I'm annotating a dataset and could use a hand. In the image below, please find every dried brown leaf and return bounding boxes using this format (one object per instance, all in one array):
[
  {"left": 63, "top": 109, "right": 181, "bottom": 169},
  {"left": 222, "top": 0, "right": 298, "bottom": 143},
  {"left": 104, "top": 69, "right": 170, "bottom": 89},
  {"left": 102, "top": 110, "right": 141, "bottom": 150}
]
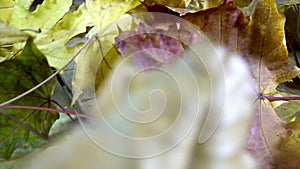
[{"left": 182, "top": 0, "right": 300, "bottom": 168}]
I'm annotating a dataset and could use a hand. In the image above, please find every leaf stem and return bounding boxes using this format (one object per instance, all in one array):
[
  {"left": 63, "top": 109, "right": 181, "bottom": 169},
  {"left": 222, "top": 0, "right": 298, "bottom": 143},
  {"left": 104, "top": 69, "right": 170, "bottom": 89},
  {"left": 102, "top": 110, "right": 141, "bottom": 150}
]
[
  {"left": 260, "top": 95, "right": 300, "bottom": 101},
  {"left": 0, "top": 105, "right": 91, "bottom": 118},
  {"left": 0, "top": 35, "right": 98, "bottom": 107},
  {"left": 50, "top": 99, "right": 77, "bottom": 122}
]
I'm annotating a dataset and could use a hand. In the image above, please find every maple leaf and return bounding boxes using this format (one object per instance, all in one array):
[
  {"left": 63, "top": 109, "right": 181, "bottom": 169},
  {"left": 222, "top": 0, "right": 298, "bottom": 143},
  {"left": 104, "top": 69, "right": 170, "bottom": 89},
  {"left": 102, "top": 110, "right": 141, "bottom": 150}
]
[
  {"left": 247, "top": 100, "right": 287, "bottom": 169},
  {"left": 183, "top": 0, "right": 300, "bottom": 168},
  {"left": 246, "top": 0, "right": 299, "bottom": 94},
  {"left": 141, "top": 0, "right": 300, "bottom": 168},
  {"left": 13, "top": 42, "right": 260, "bottom": 169},
  {"left": 5, "top": 0, "right": 93, "bottom": 69},
  {"left": 183, "top": 0, "right": 299, "bottom": 94},
  {"left": 0, "top": 38, "right": 57, "bottom": 160},
  {"left": 34, "top": 4, "right": 93, "bottom": 68},
  {"left": 9, "top": 0, "right": 72, "bottom": 32},
  {"left": 246, "top": 1, "right": 300, "bottom": 167},
  {"left": 71, "top": 0, "right": 142, "bottom": 103}
]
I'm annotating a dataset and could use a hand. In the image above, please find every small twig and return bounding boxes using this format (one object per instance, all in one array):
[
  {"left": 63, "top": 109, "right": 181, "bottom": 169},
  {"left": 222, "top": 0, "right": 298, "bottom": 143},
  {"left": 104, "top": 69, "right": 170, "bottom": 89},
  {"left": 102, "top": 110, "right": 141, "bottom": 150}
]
[
  {"left": 50, "top": 99, "right": 78, "bottom": 123},
  {"left": 0, "top": 35, "right": 98, "bottom": 107},
  {"left": 0, "top": 105, "right": 91, "bottom": 118},
  {"left": 20, "top": 28, "right": 41, "bottom": 34}
]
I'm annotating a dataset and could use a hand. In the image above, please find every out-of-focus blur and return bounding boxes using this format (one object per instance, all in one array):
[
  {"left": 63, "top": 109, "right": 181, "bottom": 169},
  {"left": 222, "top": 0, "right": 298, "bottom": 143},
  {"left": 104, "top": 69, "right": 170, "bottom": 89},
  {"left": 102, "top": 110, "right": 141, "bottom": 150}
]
[{"left": 14, "top": 44, "right": 260, "bottom": 169}]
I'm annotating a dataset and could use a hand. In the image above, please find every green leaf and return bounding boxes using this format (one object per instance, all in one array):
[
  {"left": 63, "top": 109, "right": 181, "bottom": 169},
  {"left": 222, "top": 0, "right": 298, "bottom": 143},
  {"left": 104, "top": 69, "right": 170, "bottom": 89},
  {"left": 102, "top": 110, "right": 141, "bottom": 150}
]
[{"left": 0, "top": 38, "right": 57, "bottom": 161}]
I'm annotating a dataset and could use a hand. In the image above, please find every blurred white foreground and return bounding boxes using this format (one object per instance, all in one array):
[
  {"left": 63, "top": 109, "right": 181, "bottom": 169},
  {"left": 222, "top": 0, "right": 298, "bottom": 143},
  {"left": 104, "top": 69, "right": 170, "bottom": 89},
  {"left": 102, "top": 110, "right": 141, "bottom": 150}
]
[{"left": 15, "top": 46, "right": 260, "bottom": 169}]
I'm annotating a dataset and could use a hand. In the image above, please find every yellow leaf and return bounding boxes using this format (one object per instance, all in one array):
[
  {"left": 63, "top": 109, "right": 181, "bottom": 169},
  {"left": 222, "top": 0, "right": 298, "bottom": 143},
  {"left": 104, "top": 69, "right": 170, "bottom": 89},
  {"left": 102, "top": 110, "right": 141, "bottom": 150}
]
[
  {"left": 247, "top": 0, "right": 299, "bottom": 94},
  {"left": 94, "top": 46, "right": 122, "bottom": 91},
  {"left": 144, "top": 0, "right": 186, "bottom": 8},
  {"left": 204, "top": 0, "right": 222, "bottom": 8},
  {"left": 72, "top": 14, "right": 133, "bottom": 103},
  {"left": 35, "top": 4, "right": 93, "bottom": 68},
  {"left": 0, "top": 0, "right": 15, "bottom": 24},
  {"left": 9, "top": 0, "right": 72, "bottom": 33},
  {"left": 72, "top": 39, "right": 103, "bottom": 104},
  {"left": 86, "top": 0, "right": 140, "bottom": 30}
]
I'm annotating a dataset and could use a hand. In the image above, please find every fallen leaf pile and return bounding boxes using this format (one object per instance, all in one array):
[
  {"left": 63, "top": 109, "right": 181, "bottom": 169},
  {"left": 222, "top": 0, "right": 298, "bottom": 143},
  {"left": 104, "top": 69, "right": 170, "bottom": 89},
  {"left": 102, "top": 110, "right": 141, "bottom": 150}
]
[{"left": 1, "top": 0, "right": 300, "bottom": 169}]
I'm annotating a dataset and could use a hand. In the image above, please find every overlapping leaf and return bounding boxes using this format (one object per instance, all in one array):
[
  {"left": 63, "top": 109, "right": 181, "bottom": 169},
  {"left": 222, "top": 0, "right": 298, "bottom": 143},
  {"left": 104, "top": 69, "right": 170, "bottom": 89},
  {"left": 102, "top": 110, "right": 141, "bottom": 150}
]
[
  {"left": 86, "top": 0, "right": 140, "bottom": 30},
  {"left": 72, "top": 0, "right": 142, "bottom": 102},
  {"left": 247, "top": 0, "right": 299, "bottom": 94},
  {"left": 0, "top": 38, "right": 57, "bottom": 160},
  {"left": 9, "top": 0, "right": 72, "bottom": 32},
  {"left": 246, "top": 1, "right": 300, "bottom": 167},
  {"left": 94, "top": 46, "right": 122, "bottom": 91},
  {"left": 0, "top": 22, "right": 29, "bottom": 46},
  {"left": 137, "top": 0, "right": 300, "bottom": 168},
  {"left": 182, "top": 0, "right": 299, "bottom": 94},
  {"left": 34, "top": 4, "right": 93, "bottom": 68},
  {"left": 6, "top": 0, "right": 93, "bottom": 69},
  {"left": 72, "top": 2, "right": 139, "bottom": 102},
  {"left": 184, "top": 0, "right": 300, "bottom": 168},
  {"left": 115, "top": 23, "right": 185, "bottom": 69},
  {"left": 0, "top": 0, "right": 297, "bottom": 168},
  {"left": 0, "top": 22, "right": 30, "bottom": 62},
  {"left": 145, "top": 0, "right": 187, "bottom": 8},
  {"left": 72, "top": 18, "right": 132, "bottom": 103}
]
